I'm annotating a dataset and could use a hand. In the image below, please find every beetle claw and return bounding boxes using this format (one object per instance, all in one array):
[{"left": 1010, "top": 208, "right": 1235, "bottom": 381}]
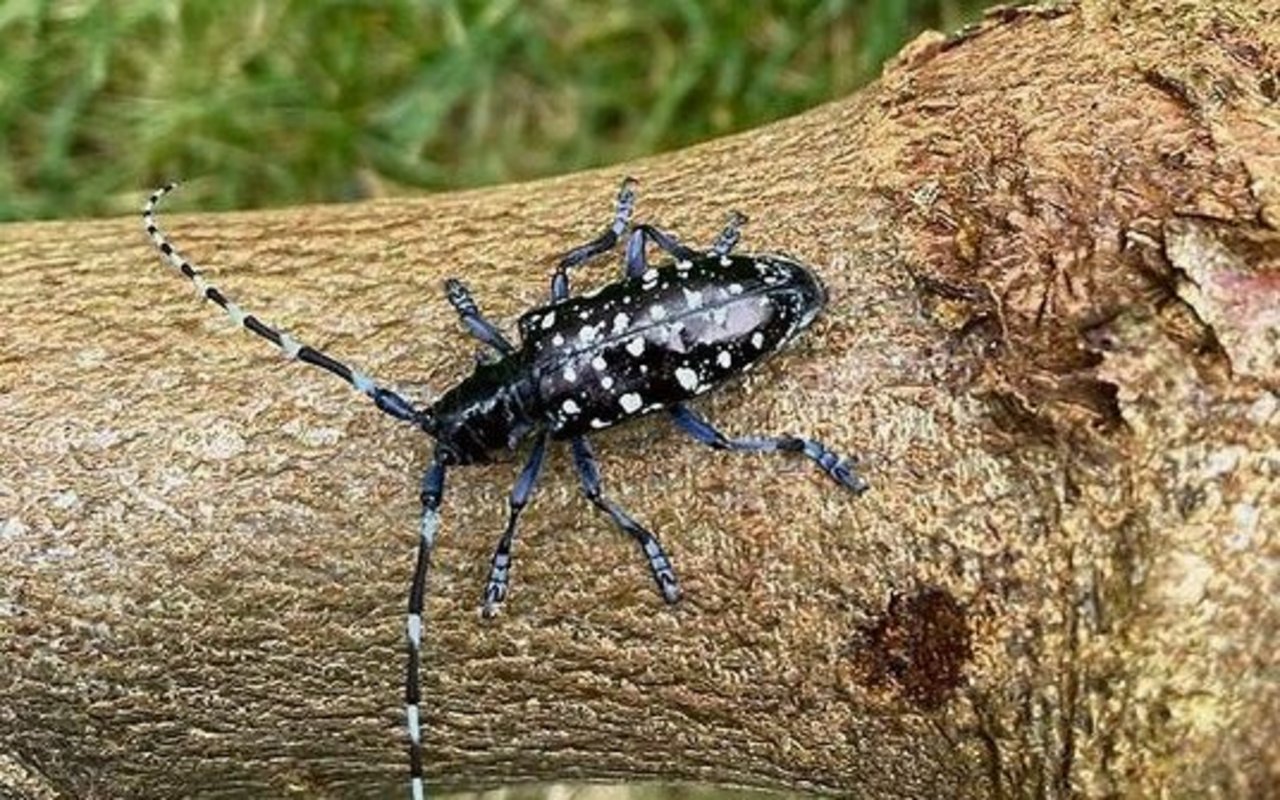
[{"left": 831, "top": 460, "right": 870, "bottom": 495}]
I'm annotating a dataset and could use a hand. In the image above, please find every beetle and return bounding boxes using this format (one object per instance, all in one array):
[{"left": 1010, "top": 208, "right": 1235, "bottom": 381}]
[{"left": 143, "top": 178, "right": 867, "bottom": 799}]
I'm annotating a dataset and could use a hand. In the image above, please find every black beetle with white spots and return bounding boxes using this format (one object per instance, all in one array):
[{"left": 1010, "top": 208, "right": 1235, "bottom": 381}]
[{"left": 143, "top": 178, "right": 869, "bottom": 799}]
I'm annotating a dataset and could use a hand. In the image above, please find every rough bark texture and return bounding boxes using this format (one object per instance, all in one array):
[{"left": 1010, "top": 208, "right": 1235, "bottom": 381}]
[{"left": 2, "top": 2, "right": 1277, "bottom": 797}]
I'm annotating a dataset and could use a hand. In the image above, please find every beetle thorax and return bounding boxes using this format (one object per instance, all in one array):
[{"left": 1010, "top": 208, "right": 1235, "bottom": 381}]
[{"left": 428, "top": 354, "right": 539, "bottom": 464}]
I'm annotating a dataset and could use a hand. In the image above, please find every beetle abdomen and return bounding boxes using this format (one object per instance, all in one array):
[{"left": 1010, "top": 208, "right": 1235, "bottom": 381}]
[{"left": 519, "top": 254, "right": 826, "bottom": 438}]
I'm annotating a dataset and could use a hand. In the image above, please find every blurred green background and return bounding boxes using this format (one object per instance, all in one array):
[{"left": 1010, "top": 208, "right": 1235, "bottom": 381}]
[{"left": 1, "top": 0, "right": 999, "bottom": 223}]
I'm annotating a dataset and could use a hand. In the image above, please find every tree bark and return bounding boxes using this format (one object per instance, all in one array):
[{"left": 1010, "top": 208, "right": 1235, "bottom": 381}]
[{"left": 2, "top": 1, "right": 1276, "bottom": 797}]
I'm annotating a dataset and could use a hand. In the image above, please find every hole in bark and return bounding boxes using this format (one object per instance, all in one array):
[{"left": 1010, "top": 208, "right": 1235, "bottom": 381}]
[{"left": 849, "top": 586, "right": 972, "bottom": 710}]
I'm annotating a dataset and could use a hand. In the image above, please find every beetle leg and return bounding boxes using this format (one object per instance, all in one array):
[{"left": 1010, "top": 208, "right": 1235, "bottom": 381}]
[
  {"left": 444, "top": 277, "right": 515, "bottom": 355},
  {"left": 481, "top": 431, "right": 549, "bottom": 618},
  {"left": 406, "top": 452, "right": 448, "bottom": 800},
  {"left": 570, "top": 436, "right": 680, "bottom": 603},
  {"left": 473, "top": 348, "right": 501, "bottom": 366},
  {"left": 551, "top": 177, "right": 638, "bottom": 300},
  {"left": 623, "top": 224, "right": 701, "bottom": 278},
  {"left": 623, "top": 228, "right": 650, "bottom": 277},
  {"left": 709, "top": 210, "right": 749, "bottom": 257},
  {"left": 669, "top": 404, "right": 869, "bottom": 495}
]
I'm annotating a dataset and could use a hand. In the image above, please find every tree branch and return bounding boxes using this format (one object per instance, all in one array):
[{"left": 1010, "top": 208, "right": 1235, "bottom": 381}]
[{"left": 2, "top": 1, "right": 1276, "bottom": 797}]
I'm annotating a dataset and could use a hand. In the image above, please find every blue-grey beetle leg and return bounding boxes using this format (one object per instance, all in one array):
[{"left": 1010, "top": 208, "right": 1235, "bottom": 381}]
[
  {"left": 623, "top": 222, "right": 704, "bottom": 277},
  {"left": 444, "top": 277, "right": 515, "bottom": 355},
  {"left": 623, "top": 228, "right": 649, "bottom": 277},
  {"left": 481, "top": 431, "right": 549, "bottom": 618},
  {"left": 551, "top": 177, "right": 638, "bottom": 300},
  {"left": 405, "top": 452, "right": 448, "bottom": 800},
  {"left": 629, "top": 223, "right": 700, "bottom": 264},
  {"left": 570, "top": 436, "right": 680, "bottom": 604},
  {"left": 709, "top": 211, "right": 748, "bottom": 257},
  {"left": 669, "top": 404, "right": 869, "bottom": 495}
]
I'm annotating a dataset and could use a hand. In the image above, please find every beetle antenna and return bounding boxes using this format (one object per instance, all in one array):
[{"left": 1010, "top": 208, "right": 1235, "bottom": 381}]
[{"left": 143, "top": 182, "right": 434, "bottom": 431}]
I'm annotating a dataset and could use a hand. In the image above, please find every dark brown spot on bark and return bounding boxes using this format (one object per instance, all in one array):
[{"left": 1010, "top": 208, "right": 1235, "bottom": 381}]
[
  {"left": 850, "top": 587, "right": 972, "bottom": 710},
  {"left": 1260, "top": 72, "right": 1277, "bottom": 103}
]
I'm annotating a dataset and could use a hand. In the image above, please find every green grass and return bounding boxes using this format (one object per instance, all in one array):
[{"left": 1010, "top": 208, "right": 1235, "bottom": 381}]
[{"left": 0, "top": 0, "right": 997, "bottom": 222}]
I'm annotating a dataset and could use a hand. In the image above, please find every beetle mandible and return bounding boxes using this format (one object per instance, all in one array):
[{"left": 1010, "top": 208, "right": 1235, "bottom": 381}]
[{"left": 143, "top": 178, "right": 868, "bottom": 799}]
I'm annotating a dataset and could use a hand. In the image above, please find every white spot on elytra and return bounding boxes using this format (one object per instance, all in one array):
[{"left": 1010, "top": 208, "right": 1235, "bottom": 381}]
[
  {"left": 720, "top": 255, "right": 732, "bottom": 266},
  {"left": 650, "top": 305, "right": 667, "bottom": 321},
  {"left": 675, "top": 367, "right": 699, "bottom": 391},
  {"left": 751, "top": 332, "right": 765, "bottom": 348},
  {"left": 676, "top": 259, "right": 693, "bottom": 271},
  {"left": 590, "top": 418, "right": 609, "bottom": 429},
  {"left": 612, "top": 312, "right": 630, "bottom": 333},
  {"left": 563, "top": 365, "right": 577, "bottom": 382},
  {"left": 541, "top": 311, "right": 557, "bottom": 329},
  {"left": 578, "top": 325, "right": 600, "bottom": 345},
  {"left": 562, "top": 399, "right": 581, "bottom": 415},
  {"left": 552, "top": 333, "right": 565, "bottom": 346},
  {"left": 642, "top": 268, "right": 658, "bottom": 282},
  {"left": 682, "top": 287, "right": 703, "bottom": 309},
  {"left": 717, "top": 351, "right": 732, "bottom": 368},
  {"left": 592, "top": 355, "right": 608, "bottom": 371},
  {"left": 626, "top": 337, "right": 645, "bottom": 356},
  {"left": 601, "top": 376, "right": 615, "bottom": 389},
  {"left": 728, "top": 283, "right": 743, "bottom": 295},
  {"left": 619, "top": 393, "right": 643, "bottom": 413}
]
